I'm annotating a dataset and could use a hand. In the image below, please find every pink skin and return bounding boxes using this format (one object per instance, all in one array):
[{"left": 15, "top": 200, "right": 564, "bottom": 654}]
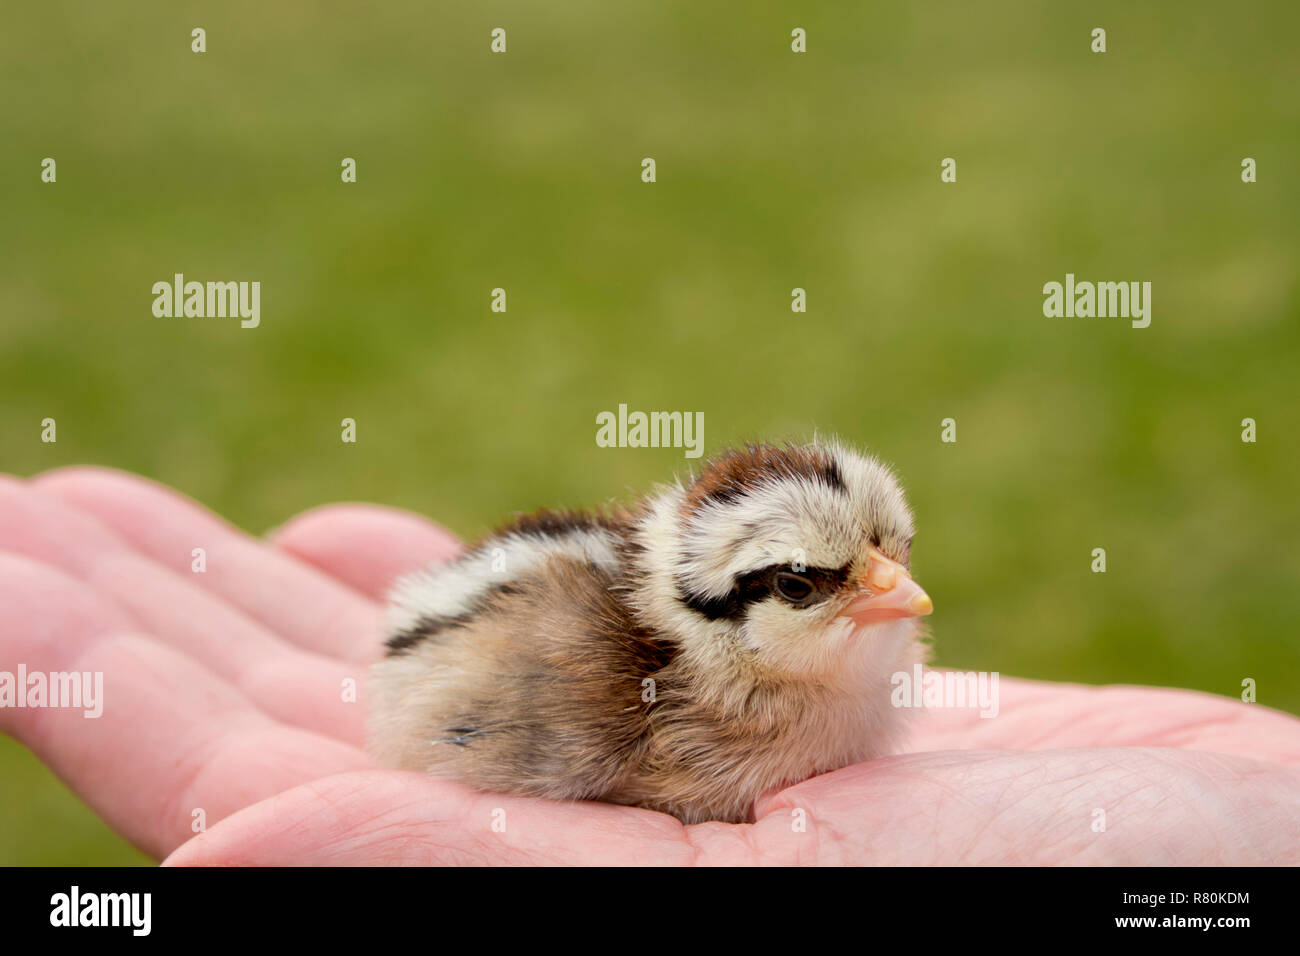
[{"left": 1, "top": 468, "right": 1299, "bottom": 865}]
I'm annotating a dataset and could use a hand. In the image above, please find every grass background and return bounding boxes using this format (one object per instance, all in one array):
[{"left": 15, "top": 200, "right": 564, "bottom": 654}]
[{"left": 1, "top": 2, "right": 1297, "bottom": 864}]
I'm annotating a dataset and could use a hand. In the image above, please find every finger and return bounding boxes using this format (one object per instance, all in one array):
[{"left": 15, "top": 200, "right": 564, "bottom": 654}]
[
  {"left": 907, "top": 674, "right": 1090, "bottom": 747},
  {"left": 32, "top": 467, "right": 383, "bottom": 664},
  {"left": 270, "top": 503, "right": 462, "bottom": 600},
  {"left": 90, "top": 552, "right": 369, "bottom": 746},
  {"left": 910, "top": 674, "right": 1300, "bottom": 766},
  {"left": 0, "top": 553, "right": 371, "bottom": 859},
  {"left": 0, "top": 480, "right": 365, "bottom": 745},
  {"left": 164, "top": 770, "right": 696, "bottom": 866}
]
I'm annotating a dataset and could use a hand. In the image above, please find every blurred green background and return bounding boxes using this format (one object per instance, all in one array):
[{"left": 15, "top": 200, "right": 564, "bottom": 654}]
[{"left": 2, "top": 2, "right": 1297, "bottom": 864}]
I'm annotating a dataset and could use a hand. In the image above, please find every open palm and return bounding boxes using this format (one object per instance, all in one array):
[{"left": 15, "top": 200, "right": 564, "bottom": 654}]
[{"left": 2, "top": 468, "right": 1298, "bottom": 865}]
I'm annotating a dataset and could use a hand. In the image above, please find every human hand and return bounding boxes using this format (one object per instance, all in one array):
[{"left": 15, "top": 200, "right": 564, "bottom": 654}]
[{"left": 3, "top": 468, "right": 1297, "bottom": 865}]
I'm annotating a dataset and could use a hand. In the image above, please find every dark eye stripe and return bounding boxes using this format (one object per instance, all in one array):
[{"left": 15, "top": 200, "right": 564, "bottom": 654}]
[
  {"left": 677, "top": 562, "right": 851, "bottom": 622},
  {"left": 677, "top": 586, "right": 743, "bottom": 621}
]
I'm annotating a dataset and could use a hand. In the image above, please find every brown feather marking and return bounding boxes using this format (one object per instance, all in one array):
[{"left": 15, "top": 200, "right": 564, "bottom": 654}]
[{"left": 682, "top": 443, "right": 844, "bottom": 518}]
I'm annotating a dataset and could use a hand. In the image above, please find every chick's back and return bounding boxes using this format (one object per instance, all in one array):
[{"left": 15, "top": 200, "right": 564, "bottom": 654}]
[{"left": 369, "top": 518, "right": 674, "bottom": 802}]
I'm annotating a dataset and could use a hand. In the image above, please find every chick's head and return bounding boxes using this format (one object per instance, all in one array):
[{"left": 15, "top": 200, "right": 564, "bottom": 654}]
[{"left": 633, "top": 440, "right": 932, "bottom": 682}]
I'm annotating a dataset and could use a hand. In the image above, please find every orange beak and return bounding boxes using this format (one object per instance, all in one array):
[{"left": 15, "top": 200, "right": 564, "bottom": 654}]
[{"left": 841, "top": 548, "right": 933, "bottom": 625}]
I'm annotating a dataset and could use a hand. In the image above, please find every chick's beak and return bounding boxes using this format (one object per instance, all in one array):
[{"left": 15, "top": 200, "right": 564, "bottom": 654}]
[{"left": 841, "top": 549, "right": 933, "bottom": 625}]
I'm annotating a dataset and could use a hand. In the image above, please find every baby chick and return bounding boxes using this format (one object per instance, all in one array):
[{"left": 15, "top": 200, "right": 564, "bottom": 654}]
[{"left": 370, "top": 439, "right": 933, "bottom": 824}]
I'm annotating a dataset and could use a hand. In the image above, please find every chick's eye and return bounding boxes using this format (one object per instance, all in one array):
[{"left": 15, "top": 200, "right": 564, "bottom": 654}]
[{"left": 773, "top": 571, "right": 815, "bottom": 605}]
